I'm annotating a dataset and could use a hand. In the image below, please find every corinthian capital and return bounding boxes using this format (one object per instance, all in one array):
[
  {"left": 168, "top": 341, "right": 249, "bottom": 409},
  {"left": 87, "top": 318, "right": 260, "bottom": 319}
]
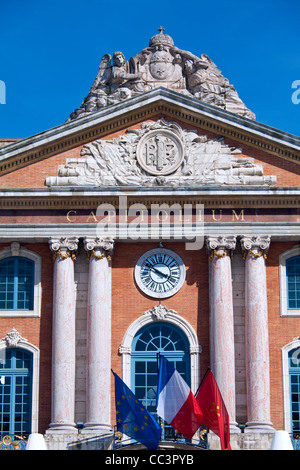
[
  {"left": 49, "top": 237, "right": 79, "bottom": 260},
  {"left": 83, "top": 236, "right": 114, "bottom": 261}
]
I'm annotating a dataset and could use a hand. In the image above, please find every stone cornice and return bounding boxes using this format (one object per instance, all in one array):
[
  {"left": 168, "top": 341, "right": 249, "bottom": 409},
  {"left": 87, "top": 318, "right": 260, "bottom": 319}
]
[
  {"left": 0, "top": 222, "right": 298, "bottom": 242},
  {"left": 0, "top": 89, "right": 300, "bottom": 176},
  {"left": 0, "top": 187, "right": 299, "bottom": 209},
  {"left": 0, "top": 197, "right": 299, "bottom": 209}
]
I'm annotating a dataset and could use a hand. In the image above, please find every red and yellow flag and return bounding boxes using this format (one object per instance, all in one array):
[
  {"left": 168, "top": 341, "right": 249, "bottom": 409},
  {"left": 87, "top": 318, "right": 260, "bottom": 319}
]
[{"left": 196, "top": 369, "right": 231, "bottom": 450}]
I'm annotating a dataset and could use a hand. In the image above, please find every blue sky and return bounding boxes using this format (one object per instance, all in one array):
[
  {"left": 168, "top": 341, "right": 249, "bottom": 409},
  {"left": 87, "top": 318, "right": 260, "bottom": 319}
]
[{"left": 0, "top": 0, "right": 299, "bottom": 138}]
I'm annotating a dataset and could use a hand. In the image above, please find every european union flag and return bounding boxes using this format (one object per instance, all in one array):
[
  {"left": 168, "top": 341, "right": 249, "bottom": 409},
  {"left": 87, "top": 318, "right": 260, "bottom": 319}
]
[{"left": 112, "top": 371, "right": 162, "bottom": 450}]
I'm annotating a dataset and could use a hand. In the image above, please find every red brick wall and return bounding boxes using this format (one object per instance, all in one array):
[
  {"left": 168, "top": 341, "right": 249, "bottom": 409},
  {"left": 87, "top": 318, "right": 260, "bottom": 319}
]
[
  {"left": 223, "top": 139, "right": 300, "bottom": 187},
  {"left": 111, "top": 241, "right": 300, "bottom": 430},
  {"left": 0, "top": 239, "right": 298, "bottom": 432},
  {"left": 0, "top": 117, "right": 299, "bottom": 188},
  {"left": 0, "top": 243, "right": 53, "bottom": 433},
  {"left": 110, "top": 241, "right": 210, "bottom": 425},
  {"left": 0, "top": 115, "right": 299, "bottom": 432},
  {"left": 267, "top": 241, "right": 300, "bottom": 430}
]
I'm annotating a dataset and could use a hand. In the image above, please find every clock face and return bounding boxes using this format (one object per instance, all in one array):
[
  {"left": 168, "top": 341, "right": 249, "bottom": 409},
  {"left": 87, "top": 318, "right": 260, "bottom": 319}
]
[{"left": 135, "top": 248, "right": 185, "bottom": 299}]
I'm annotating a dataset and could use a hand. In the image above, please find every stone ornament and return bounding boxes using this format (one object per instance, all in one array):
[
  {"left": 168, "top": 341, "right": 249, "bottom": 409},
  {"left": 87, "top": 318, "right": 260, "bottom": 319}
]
[
  {"left": 206, "top": 236, "right": 236, "bottom": 261},
  {"left": 83, "top": 236, "right": 114, "bottom": 261},
  {"left": 49, "top": 237, "right": 79, "bottom": 261},
  {"left": 240, "top": 235, "right": 271, "bottom": 260},
  {"left": 136, "top": 128, "right": 184, "bottom": 175},
  {"left": 144, "top": 304, "right": 178, "bottom": 320},
  {"left": 10, "top": 241, "right": 21, "bottom": 256},
  {"left": 67, "top": 28, "right": 255, "bottom": 121},
  {"left": 3, "top": 328, "right": 27, "bottom": 348},
  {"left": 46, "top": 118, "right": 276, "bottom": 188}
]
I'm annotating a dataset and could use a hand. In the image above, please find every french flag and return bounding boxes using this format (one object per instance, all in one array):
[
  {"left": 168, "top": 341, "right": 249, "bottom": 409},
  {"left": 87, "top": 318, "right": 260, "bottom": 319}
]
[{"left": 156, "top": 355, "right": 203, "bottom": 441}]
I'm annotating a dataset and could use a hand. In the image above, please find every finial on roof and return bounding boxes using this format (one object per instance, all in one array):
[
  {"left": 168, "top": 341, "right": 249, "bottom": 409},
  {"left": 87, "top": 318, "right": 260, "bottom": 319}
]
[{"left": 149, "top": 27, "right": 174, "bottom": 47}]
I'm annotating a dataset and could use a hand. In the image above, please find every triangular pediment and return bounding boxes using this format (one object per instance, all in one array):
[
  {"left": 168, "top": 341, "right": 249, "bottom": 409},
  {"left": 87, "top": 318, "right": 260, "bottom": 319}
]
[
  {"left": 0, "top": 88, "right": 300, "bottom": 179},
  {"left": 46, "top": 116, "right": 277, "bottom": 189}
]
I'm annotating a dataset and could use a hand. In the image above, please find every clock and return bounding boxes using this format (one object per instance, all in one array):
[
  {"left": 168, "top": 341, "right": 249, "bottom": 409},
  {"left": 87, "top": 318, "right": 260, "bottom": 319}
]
[{"left": 134, "top": 248, "right": 186, "bottom": 299}]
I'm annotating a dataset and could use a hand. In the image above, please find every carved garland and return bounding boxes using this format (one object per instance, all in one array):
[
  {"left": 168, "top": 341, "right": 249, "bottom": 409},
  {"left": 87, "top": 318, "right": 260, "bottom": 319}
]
[
  {"left": 242, "top": 249, "right": 267, "bottom": 261},
  {"left": 87, "top": 249, "right": 112, "bottom": 262},
  {"left": 208, "top": 249, "right": 234, "bottom": 261},
  {"left": 52, "top": 249, "right": 77, "bottom": 262}
]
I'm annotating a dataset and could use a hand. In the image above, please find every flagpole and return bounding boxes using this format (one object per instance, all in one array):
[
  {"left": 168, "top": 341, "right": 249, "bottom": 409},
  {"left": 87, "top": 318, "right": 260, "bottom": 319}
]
[
  {"left": 156, "top": 352, "right": 160, "bottom": 373},
  {"left": 195, "top": 367, "right": 211, "bottom": 397}
]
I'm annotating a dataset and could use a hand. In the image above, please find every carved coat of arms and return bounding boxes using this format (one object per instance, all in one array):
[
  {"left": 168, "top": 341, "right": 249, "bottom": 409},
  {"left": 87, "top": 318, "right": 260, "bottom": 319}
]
[
  {"left": 137, "top": 129, "right": 184, "bottom": 175},
  {"left": 46, "top": 119, "right": 276, "bottom": 188},
  {"left": 149, "top": 46, "right": 174, "bottom": 80}
]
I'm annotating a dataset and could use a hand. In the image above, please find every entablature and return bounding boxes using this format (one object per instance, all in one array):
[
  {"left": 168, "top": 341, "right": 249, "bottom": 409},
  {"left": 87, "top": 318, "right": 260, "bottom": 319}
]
[{"left": 0, "top": 186, "right": 299, "bottom": 209}]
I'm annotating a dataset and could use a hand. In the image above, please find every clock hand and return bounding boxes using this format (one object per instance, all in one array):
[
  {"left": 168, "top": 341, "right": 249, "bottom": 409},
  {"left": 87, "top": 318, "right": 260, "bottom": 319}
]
[{"left": 150, "top": 266, "right": 169, "bottom": 279}]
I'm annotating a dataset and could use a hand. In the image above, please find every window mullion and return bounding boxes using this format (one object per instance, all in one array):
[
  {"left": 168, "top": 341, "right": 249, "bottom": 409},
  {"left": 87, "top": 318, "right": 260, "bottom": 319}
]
[{"left": 13, "top": 258, "right": 18, "bottom": 310}]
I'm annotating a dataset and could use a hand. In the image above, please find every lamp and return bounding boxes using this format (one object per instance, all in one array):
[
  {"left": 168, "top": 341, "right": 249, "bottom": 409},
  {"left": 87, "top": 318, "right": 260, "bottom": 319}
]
[
  {"left": 25, "top": 433, "right": 47, "bottom": 450},
  {"left": 270, "top": 430, "right": 293, "bottom": 450}
]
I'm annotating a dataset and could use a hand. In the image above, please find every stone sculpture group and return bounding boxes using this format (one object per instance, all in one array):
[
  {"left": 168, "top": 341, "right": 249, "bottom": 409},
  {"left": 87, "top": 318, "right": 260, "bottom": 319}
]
[{"left": 67, "top": 28, "right": 255, "bottom": 121}]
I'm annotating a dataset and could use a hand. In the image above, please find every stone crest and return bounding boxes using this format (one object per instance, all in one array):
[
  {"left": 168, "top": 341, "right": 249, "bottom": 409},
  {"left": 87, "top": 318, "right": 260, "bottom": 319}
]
[
  {"left": 2, "top": 328, "right": 27, "bottom": 348},
  {"left": 46, "top": 118, "right": 276, "bottom": 188},
  {"left": 67, "top": 28, "right": 255, "bottom": 121},
  {"left": 144, "top": 304, "right": 178, "bottom": 320},
  {"left": 149, "top": 41, "right": 174, "bottom": 80},
  {"left": 136, "top": 128, "right": 184, "bottom": 175}
]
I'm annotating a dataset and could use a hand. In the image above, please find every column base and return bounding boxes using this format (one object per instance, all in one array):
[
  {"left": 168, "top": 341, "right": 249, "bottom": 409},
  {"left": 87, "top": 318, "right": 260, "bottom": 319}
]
[
  {"left": 81, "top": 423, "right": 113, "bottom": 434},
  {"left": 244, "top": 421, "right": 274, "bottom": 433},
  {"left": 230, "top": 421, "right": 241, "bottom": 433},
  {"left": 46, "top": 422, "right": 78, "bottom": 434}
]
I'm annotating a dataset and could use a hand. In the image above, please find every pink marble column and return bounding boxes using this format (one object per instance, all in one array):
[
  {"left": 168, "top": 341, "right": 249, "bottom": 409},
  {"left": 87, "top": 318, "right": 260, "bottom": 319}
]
[
  {"left": 83, "top": 237, "right": 114, "bottom": 433},
  {"left": 48, "top": 237, "right": 78, "bottom": 433},
  {"left": 207, "top": 236, "right": 239, "bottom": 432},
  {"left": 241, "top": 235, "right": 273, "bottom": 432}
]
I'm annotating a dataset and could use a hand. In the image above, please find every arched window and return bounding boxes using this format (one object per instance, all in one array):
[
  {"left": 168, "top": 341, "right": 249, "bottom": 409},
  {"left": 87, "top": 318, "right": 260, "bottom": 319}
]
[
  {"left": 0, "top": 257, "right": 34, "bottom": 311},
  {"left": 279, "top": 248, "right": 300, "bottom": 317},
  {"left": 288, "top": 346, "right": 300, "bottom": 436},
  {"left": 131, "top": 322, "right": 190, "bottom": 439},
  {"left": 286, "top": 256, "right": 300, "bottom": 310},
  {"left": 0, "top": 348, "right": 33, "bottom": 436}
]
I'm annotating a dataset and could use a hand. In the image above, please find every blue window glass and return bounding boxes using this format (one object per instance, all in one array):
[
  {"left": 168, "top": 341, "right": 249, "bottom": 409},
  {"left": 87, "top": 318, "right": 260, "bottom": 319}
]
[
  {"left": 0, "top": 257, "right": 34, "bottom": 311},
  {"left": 289, "top": 347, "right": 300, "bottom": 437},
  {"left": 0, "top": 348, "right": 33, "bottom": 436},
  {"left": 286, "top": 256, "right": 300, "bottom": 309},
  {"left": 131, "top": 322, "right": 190, "bottom": 440}
]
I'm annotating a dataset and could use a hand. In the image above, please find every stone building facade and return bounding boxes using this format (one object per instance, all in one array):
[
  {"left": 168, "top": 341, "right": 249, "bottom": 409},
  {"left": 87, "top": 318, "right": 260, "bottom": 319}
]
[{"left": 0, "top": 30, "right": 299, "bottom": 450}]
